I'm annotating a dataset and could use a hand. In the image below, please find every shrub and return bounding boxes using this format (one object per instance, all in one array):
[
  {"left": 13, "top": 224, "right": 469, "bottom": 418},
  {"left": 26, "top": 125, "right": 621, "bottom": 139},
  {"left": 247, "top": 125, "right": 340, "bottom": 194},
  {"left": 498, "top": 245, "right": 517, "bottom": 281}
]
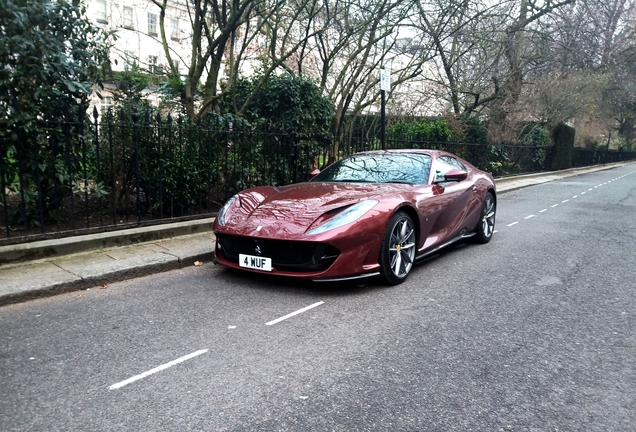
[
  {"left": 1, "top": 0, "right": 112, "bottom": 228},
  {"left": 519, "top": 123, "right": 553, "bottom": 169},
  {"left": 386, "top": 119, "right": 452, "bottom": 143},
  {"left": 551, "top": 123, "right": 575, "bottom": 170}
]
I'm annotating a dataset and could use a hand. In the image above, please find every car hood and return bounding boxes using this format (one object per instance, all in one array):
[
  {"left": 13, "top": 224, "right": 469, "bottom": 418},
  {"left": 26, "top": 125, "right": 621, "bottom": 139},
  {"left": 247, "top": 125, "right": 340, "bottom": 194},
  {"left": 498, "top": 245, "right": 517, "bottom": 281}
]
[{"left": 222, "top": 182, "right": 409, "bottom": 238}]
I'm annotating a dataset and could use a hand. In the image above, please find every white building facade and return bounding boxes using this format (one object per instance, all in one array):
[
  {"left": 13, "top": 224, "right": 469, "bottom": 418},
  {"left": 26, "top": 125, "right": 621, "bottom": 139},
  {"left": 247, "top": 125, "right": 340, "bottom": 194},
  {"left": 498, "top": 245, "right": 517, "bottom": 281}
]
[
  {"left": 86, "top": 0, "right": 194, "bottom": 113},
  {"left": 87, "top": 0, "right": 192, "bottom": 74}
]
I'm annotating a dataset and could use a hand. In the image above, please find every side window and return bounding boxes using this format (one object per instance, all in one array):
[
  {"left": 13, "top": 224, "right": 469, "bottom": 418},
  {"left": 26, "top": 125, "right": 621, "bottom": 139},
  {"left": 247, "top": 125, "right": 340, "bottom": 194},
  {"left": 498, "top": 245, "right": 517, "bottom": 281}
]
[
  {"left": 433, "top": 156, "right": 466, "bottom": 182},
  {"left": 433, "top": 157, "right": 456, "bottom": 182},
  {"left": 445, "top": 156, "right": 466, "bottom": 171}
]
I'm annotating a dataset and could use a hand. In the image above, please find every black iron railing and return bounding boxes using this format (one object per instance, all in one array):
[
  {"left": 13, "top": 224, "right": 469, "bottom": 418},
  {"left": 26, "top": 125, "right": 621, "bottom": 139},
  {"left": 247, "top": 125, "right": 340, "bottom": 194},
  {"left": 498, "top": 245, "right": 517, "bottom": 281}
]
[
  {"left": 1, "top": 108, "right": 635, "bottom": 244},
  {"left": 571, "top": 147, "right": 636, "bottom": 167},
  {"left": 1, "top": 108, "right": 331, "bottom": 243}
]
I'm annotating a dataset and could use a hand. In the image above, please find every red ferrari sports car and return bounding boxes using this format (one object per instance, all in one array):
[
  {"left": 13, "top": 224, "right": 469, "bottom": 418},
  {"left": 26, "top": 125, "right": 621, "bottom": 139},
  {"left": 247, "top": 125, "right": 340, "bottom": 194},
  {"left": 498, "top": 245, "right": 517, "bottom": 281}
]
[{"left": 213, "top": 150, "right": 496, "bottom": 284}]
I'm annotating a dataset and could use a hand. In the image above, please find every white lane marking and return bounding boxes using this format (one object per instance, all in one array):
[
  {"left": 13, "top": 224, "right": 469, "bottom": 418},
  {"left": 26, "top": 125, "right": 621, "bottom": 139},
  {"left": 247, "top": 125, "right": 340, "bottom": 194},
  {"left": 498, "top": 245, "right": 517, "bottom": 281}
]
[
  {"left": 562, "top": 199, "right": 569, "bottom": 203},
  {"left": 507, "top": 222, "right": 519, "bottom": 227},
  {"left": 589, "top": 188, "right": 593, "bottom": 191},
  {"left": 572, "top": 196, "right": 578, "bottom": 198},
  {"left": 581, "top": 192, "right": 586, "bottom": 194},
  {"left": 539, "top": 209, "right": 548, "bottom": 213},
  {"left": 266, "top": 301, "right": 325, "bottom": 326},
  {"left": 109, "top": 349, "right": 208, "bottom": 390},
  {"left": 525, "top": 215, "right": 535, "bottom": 219},
  {"left": 551, "top": 204, "right": 559, "bottom": 208}
]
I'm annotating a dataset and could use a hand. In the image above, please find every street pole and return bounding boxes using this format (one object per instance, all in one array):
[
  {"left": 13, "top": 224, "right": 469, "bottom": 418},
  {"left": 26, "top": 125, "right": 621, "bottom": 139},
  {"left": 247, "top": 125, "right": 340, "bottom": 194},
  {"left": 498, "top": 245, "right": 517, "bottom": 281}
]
[
  {"left": 380, "top": 67, "right": 390, "bottom": 150},
  {"left": 381, "top": 88, "right": 386, "bottom": 150}
]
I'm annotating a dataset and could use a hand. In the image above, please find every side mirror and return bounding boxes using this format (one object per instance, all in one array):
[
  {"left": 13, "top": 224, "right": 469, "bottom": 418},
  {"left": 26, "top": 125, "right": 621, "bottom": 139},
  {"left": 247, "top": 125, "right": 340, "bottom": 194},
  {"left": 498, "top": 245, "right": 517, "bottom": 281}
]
[{"left": 442, "top": 169, "right": 468, "bottom": 182}]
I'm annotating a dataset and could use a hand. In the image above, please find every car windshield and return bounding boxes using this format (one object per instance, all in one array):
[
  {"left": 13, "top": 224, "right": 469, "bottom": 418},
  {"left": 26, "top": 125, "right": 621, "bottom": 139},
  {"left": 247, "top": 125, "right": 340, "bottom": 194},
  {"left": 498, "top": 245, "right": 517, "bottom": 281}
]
[{"left": 311, "top": 153, "right": 432, "bottom": 184}]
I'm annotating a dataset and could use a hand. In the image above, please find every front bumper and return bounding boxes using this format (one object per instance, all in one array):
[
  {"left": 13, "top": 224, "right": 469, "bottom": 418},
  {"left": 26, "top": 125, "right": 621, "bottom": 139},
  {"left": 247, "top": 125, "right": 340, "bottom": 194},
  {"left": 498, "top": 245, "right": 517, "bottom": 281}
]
[{"left": 213, "top": 231, "right": 382, "bottom": 281}]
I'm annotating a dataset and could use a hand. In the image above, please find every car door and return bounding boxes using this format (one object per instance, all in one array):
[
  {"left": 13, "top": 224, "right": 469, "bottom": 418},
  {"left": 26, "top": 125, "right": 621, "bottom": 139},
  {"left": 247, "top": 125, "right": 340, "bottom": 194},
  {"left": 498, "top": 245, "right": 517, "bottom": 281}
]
[{"left": 421, "top": 155, "right": 474, "bottom": 246}]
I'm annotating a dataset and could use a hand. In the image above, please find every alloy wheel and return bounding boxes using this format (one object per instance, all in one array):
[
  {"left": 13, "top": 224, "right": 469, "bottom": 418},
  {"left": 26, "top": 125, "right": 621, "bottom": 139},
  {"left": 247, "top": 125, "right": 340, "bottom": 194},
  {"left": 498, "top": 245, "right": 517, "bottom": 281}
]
[
  {"left": 481, "top": 194, "right": 495, "bottom": 239},
  {"left": 389, "top": 217, "right": 416, "bottom": 278}
]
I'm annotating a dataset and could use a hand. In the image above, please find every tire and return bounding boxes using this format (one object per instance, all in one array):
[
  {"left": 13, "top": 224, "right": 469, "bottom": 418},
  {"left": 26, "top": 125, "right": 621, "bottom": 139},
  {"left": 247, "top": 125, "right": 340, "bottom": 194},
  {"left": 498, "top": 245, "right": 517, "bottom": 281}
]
[
  {"left": 380, "top": 211, "right": 416, "bottom": 284},
  {"left": 475, "top": 191, "right": 496, "bottom": 243}
]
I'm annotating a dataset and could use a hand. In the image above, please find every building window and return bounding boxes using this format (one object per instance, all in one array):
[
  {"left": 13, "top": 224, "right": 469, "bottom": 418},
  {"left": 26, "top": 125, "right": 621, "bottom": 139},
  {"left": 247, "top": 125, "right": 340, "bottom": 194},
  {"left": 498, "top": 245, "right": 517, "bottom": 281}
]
[
  {"left": 123, "top": 6, "right": 133, "bottom": 29},
  {"left": 170, "top": 18, "right": 179, "bottom": 40},
  {"left": 148, "top": 12, "right": 157, "bottom": 36},
  {"left": 101, "top": 96, "right": 113, "bottom": 110},
  {"left": 95, "top": 0, "right": 107, "bottom": 23},
  {"left": 99, "top": 96, "right": 113, "bottom": 118}
]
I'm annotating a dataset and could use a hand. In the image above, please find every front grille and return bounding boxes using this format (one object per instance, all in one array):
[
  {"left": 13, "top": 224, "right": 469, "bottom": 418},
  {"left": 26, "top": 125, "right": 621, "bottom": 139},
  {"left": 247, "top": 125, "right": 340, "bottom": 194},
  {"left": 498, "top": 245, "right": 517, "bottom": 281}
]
[{"left": 216, "top": 234, "right": 340, "bottom": 272}]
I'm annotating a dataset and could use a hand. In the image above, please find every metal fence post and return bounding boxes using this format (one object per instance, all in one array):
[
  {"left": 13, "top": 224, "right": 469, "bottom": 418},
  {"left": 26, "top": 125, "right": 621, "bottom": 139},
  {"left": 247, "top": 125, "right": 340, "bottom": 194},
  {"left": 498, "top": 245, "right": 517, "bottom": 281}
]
[
  {"left": 78, "top": 107, "right": 90, "bottom": 228},
  {"left": 145, "top": 110, "right": 152, "bottom": 219},
  {"left": 1, "top": 136, "right": 9, "bottom": 237},
  {"left": 119, "top": 109, "right": 128, "bottom": 223},
  {"left": 107, "top": 108, "right": 115, "bottom": 226},
  {"left": 93, "top": 106, "right": 103, "bottom": 227},
  {"left": 132, "top": 109, "right": 141, "bottom": 224},
  {"left": 166, "top": 114, "right": 173, "bottom": 218},
  {"left": 156, "top": 112, "right": 163, "bottom": 220},
  {"left": 178, "top": 115, "right": 184, "bottom": 217}
]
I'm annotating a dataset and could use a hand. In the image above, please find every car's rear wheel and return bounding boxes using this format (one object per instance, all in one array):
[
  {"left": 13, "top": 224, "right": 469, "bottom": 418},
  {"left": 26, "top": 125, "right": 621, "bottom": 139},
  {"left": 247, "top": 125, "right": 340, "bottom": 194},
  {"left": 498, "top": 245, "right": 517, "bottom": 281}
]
[
  {"left": 475, "top": 191, "right": 496, "bottom": 243},
  {"left": 380, "top": 211, "right": 416, "bottom": 285}
]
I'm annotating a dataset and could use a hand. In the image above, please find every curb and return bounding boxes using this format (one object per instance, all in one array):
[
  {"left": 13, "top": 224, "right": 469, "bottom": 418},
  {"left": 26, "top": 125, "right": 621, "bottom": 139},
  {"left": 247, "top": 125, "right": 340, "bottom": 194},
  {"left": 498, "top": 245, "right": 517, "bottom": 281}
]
[
  {"left": 494, "top": 162, "right": 628, "bottom": 193},
  {"left": 0, "top": 217, "right": 216, "bottom": 265},
  {"left": 0, "top": 246, "right": 214, "bottom": 307}
]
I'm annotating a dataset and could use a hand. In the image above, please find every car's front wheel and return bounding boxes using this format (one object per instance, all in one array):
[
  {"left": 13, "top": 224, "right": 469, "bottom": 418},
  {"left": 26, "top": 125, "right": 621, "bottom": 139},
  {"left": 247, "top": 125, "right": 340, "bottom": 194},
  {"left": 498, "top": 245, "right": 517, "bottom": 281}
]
[
  {"left": 475, "top": 191, "right": 496, "bottom": 243},
  {"left": 380, "top": 211, "right": 416, "bottom": 285}
]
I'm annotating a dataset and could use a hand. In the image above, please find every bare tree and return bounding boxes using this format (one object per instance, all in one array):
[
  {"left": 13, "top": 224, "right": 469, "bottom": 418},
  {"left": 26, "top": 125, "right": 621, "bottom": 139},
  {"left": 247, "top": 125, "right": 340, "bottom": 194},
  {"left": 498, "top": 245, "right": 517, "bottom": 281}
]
[
  {"left": 411, "top": 0, "right": 579, "bottom": 139},
  {"left": 480, "top": 0, "right": 575, "bottom": 138},
  {"left": 151, "top": 0, "right": 328, "bottom": 120},
  {"left": 147, "top": 0, "right": 635, "bottom": 148},
  {"left": 536, "top": 0, "right": 636, "bottom": 145},
  {"left": 413, "top": 0, "right": 506, "bottom": 115},
  {"left": 605, "top": 34, "right": 636, "bottom": 148},
  {"left": 294, "top": 0, "right": 425, "bottom": 157}
]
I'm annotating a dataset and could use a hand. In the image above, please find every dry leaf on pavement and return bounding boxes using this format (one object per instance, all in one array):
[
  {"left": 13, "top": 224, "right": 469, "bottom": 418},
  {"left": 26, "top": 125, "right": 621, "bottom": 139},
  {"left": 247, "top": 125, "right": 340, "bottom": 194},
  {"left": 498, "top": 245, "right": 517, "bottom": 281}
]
[{"left": 194, "top": 261, "right": 203, "bottom": 266}]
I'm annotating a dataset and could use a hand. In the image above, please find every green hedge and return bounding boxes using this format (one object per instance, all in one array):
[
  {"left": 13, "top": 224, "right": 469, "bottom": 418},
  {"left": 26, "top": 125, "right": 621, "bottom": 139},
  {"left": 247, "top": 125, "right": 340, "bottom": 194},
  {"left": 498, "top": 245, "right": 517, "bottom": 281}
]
[{"left": 551, "top": 123, "right": 575, "bottom": 170}]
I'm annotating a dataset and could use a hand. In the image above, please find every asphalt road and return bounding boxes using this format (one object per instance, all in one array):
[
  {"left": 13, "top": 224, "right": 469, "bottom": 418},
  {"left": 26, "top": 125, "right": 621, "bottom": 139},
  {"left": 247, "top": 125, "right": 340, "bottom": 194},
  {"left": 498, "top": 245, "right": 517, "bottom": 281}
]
[{"left": 1, "top": 164, "right": 635, "bottom": 431}]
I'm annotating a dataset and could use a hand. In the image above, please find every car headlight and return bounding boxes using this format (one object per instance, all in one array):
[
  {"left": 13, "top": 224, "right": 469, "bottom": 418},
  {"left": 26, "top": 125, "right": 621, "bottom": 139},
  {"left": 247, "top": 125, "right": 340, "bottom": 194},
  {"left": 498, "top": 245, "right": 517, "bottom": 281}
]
[
  {"left": 307, "top": 200, "right": 378, "bottom": 235},
  {"left": 217, "top": 195, "right": 238, "bottom": 226}
]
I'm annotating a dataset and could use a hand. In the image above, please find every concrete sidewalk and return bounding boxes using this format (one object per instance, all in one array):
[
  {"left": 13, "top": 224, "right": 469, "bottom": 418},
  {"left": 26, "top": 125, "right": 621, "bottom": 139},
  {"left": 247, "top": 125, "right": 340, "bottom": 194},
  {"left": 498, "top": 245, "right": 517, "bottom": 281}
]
[
  {"left": 0, "top": 228, "right": 216, "bottom": 306},
  {"left": 0, "top": 161, "right": 630, "bottom": 306}
]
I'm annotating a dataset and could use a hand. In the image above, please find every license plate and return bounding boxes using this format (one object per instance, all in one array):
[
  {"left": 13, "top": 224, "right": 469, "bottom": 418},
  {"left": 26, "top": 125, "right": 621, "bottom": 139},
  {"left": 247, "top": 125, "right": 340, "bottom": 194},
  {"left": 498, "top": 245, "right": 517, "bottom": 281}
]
[{"left": 239, "top": 254, "right": 272, "bottom": 272}]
